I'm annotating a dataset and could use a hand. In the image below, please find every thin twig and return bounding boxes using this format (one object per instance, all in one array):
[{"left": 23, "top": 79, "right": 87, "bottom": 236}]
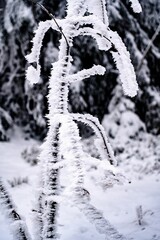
[
  {"left": 137, "top": 23, "right": 160, "bottom": 73},
  {"left": 28, "top": 0, "right": 70, "bottom": 49}
]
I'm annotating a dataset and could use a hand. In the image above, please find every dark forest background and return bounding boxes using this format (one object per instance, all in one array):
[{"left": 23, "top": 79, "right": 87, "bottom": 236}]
[{"left": 0, "top": 0, "right": 160, "bottom": 141}]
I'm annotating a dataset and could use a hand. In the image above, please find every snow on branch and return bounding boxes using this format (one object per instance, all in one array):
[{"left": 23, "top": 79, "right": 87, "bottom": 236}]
[
  {"left": 39, "top": 122, "right": 63, "bottom": 240},
  {"left": 71, "top": 114, "right": 116, "bottom": 165},
  {"left": 77, "top": 15, "right": 108, "bottom": 34},
  {"left": 26, "top": 20, "right": 61, "bottom": 85},
  {"left": 59, "top": 115, "right": 84, "bottom": 193},
  {"left": 66, "top": 0, "right": 86, "bottom": 17},
  {"left": 109, "top": 30, "right": 138, "bottom": 97},
  {"left": 77, "top": 27, "right": 111, "bottom": 51},
  {"left": 47, "top": 58, "right": 73, "bottom": 117},
  {"left": 70, "top": 15, "right": 138, "bottom": 98},
  {"left": 86, "top": 0, "right": 109, "bottom": 25},
  {"left": 26, "top": 20, "right": 60, "bottom": 64},
  {"left": 69, "top": 65, "right": 105, "bottom": 83},
  {"left": 128, "top": 0, "right": 142, "bottom": 13},
  {"left": 76, "top": 199, "right": 127, "bottom": 240},
  {"left": 0, "top": 178, "right": 31, "bottom": 240}
]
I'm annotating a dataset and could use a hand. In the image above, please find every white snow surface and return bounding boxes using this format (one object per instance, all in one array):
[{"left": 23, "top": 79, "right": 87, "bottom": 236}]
[{"left": 0, "top": 128, "right": 160, "bottom": 240}]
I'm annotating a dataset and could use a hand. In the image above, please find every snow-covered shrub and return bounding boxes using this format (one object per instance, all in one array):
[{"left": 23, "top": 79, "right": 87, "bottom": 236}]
[
  {"left": 21, "top": 145, "right": 39, "bottom": 166},
  {"left": 103, "top": 85, "right": 145, "bottom": 143},
  {"left": 102, "top": 85, "right": 160, "bottom": 178},
  {"left": 8, "top": 177, "right": 29, "bottom": 188},
  {"left": 0, "top": 0, "right": 141, "bottom": 239}
]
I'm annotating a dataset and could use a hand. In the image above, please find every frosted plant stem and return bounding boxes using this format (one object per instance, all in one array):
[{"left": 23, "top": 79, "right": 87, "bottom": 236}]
[
  {"left": 37, "top": 196, "right": 43, "bottom": 240},
  {"left": 0, "top": 178, "right": 31, "bottom": 240},
  {"left": 48, "top": 38, "right": 71, "bottom": 117},
  {"left": 59, "top": 116, "right": 85, "bottom": 193},
  {"left": 100, "top": 0, "right": 107, "bottom": 24},
  {"left": 41, "top": 123, "right": 62, "bottom": 239},
  {"left": 72, "top": 114, "right": 116, "bottom": 165},
  {"left": 75, "top": 197, "right": 127, "bottom": 240},
  {"left": 25, "top": 1, "right": 141, "bottom": 239}
]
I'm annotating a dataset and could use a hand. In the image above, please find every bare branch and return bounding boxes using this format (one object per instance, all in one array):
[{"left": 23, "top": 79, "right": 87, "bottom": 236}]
[{"left": 137, "top": 23, "right": 160, "bottom": 73}]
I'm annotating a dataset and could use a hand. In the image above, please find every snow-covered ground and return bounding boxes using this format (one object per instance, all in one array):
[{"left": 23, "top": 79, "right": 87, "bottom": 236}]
[{"left": 0, "top": 128, "right": 160, "bottom": 240}]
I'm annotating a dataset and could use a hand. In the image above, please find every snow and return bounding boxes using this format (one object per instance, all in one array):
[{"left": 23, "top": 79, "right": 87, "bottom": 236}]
[
  {"left": 67, "top": 0, "right": 87, "bottom": 17},
  {"left": 71, "top": 113, "right": 116, "bottom": 165},
  {"left": 25, "top": 20, "right": 59, "bottom": 85},
  {"left": 2, "top": 0, "right": 159, "bottom": 239},
  {"left": 4, "top": 0, "right": 34, "bottom": 33},
  {"left": 0, "top": 128, "right": 160, "bottom": 240},
  {"left": 0, "top": 129, "right": 39, "bottom": 239},
  {"left": 86, "top": 0, "right": 109, "bottom": 25},
  {"left": 69, "top": 65, "right": 105, "bottom": 83},
  {"left": 128, "top": 0, "right": 142, "bottom": 13},
  {"left": 26, "top": 65, "right": 41, "bottom": 85}
]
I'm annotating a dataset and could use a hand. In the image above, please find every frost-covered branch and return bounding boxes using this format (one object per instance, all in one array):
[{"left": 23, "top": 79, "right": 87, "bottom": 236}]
[
  {"left": 73, "top": 15, "right": 138, "bottom": 97},
  {"left": 26, "top": 20, "right": 60, "bottom": 85},
  {"left": 67, "top": 0, "right": 86, "bottom": 18},
  {"left": 40, "top": 123, "right": 62, "bottom": 239},
  {"left": 69, "top": 65, "right": 105, "bottom": 82},
  {"left": 109, "top": 30, "right": 138, "bottom": 97},
  {"left": 86, "top": 0, "right": 109, "bottom": 24},
  {"left": 59, "top": 115, "right": 85, "bottom": 193},
  {"left": 76, "top": 15, "right": 108, "bottom": 33},
  {"left": 75, "top": 198, "right": 127, "bottom": 240},
  {"left": 71, "top": 114, "right": 116, "bottom": 165},
  {"left": 0, "top": 178, "right": 31, "bottom": 240},
  {"left": 76, "top": 27, "right": 111, "bottom": 51}
]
